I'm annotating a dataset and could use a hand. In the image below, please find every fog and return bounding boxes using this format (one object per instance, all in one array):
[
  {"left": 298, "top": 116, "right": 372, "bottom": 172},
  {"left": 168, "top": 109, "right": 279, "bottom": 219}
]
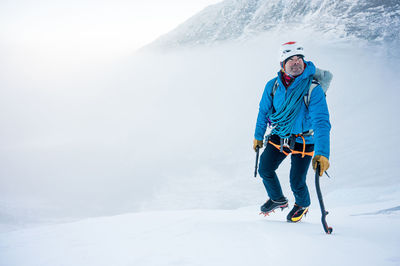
[{"left": 1, "top": 30, "right": 399, "bottom": 228}]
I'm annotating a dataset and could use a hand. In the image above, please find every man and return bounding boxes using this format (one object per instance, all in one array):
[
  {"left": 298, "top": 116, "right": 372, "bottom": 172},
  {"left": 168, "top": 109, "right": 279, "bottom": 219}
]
[{"left": 253, "top": 41, "right": 331, "bottom": 223}]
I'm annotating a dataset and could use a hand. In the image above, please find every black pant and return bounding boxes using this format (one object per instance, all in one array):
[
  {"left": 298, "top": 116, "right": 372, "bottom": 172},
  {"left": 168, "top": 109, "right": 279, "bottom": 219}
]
[{"left": 258, "top": 135, "right": 314, "bottom": 207}]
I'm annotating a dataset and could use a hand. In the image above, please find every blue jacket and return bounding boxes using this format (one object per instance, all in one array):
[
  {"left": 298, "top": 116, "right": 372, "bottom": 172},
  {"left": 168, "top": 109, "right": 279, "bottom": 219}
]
[{"left": 254, "top": 61, "right": 331, "bottom": 158}]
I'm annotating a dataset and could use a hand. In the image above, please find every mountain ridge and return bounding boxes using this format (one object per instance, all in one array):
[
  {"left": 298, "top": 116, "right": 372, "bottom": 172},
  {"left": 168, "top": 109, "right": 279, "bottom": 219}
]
[{"left": 148, "top": 0, "right": 400, "bottom": 49}]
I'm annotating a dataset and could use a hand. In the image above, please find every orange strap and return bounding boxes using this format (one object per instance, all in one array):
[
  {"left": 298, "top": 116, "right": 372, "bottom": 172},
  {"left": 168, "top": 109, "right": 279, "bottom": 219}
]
[
  {"left": 268, "top": 134, "right": 314, "bottom": 158},
  {"left": 268, "top": 141, "right": 290, "bottom": 156}
]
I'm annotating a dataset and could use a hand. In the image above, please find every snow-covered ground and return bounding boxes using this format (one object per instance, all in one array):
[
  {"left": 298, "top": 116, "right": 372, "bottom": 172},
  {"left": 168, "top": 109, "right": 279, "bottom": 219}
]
[
  {"left": 1, "top": 203, "right": 399, "bottom": 266},
  {"left": 1, "top": 31, "right": 399, "bottom": 265}
]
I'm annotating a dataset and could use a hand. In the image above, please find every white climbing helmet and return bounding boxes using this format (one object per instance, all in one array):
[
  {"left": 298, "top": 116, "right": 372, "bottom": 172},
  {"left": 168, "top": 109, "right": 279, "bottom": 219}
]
[{"left": 279, "top": 41, "right": 305, "bottom": 63}]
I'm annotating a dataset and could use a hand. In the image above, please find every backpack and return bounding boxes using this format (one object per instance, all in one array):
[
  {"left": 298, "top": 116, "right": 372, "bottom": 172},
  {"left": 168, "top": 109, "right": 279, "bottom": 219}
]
[{"left": 271, "top": 68, "right": 333, "bottom": 108}]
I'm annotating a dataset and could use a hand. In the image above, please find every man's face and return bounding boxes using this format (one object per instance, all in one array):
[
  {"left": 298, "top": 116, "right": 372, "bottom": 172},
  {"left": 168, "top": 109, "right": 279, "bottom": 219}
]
[{"left": 284, "top": 55, "right": 304, "bottom": 77}]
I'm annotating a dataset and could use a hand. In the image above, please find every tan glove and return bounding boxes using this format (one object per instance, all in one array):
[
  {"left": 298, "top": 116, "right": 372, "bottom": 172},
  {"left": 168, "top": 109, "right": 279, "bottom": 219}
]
[
  {"left": 312, "top": 155, "right": 330, "bottom": 176},
  {"left": 253, "top": 139, "right": 263, "bottom": 152}
]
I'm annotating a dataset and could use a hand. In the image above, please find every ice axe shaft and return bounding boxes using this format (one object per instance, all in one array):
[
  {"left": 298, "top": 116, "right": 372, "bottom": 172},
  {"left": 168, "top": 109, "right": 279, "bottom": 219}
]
[
  {"left": 254, "top": 146, "right": 260, "bottom": 177},
  {"left": 315, "top": 163, "right": 333, "bottom": 234}
]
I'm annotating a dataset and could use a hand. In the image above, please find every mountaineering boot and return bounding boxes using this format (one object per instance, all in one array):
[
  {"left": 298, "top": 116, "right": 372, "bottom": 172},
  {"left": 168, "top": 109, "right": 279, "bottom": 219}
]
[
  {"left": 260, "top": 198, "right": 288, "bottom": 216},
  {"left": 287, "top": 204, "right": 309, "bottom": 222}
]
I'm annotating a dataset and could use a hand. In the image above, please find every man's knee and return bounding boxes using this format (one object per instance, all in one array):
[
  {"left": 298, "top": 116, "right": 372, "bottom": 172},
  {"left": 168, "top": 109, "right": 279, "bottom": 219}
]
[{"left": 258, "top": 163, "right": 277, "bottom": 179}]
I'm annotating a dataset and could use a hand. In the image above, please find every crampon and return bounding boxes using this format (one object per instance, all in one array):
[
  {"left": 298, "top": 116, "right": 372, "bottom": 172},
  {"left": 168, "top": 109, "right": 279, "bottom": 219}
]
[{"left": 259, "top": 201, "right": 288, "bottom": 216}]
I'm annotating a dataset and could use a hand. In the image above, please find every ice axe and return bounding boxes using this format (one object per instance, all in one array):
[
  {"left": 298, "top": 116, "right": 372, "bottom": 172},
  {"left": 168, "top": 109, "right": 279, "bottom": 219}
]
[{"left": 315, "top": 162, "right": 333, "bottom": 234}]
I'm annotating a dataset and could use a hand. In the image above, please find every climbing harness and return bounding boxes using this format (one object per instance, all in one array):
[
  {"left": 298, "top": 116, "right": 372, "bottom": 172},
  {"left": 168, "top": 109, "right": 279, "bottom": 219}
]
[{"left": 268, "top": 133, "right": 314, "bottom": 158}]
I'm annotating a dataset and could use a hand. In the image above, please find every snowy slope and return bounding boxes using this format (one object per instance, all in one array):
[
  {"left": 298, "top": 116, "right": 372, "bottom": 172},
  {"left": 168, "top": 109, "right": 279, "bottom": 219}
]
[
  {"left": 1, "top": 204, "right": 400, "bottom": 266},
  {"left": 149, "top": 0, "right": 400, "bottom": 49}
]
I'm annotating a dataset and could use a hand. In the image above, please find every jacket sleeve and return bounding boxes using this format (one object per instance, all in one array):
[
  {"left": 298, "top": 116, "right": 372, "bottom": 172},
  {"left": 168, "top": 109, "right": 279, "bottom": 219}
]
[
  {"left": 254, "top": 79, "right": 275, "bottom": 141},
  {"left": 308, "top": 85, "right": 331, "bottom": 159}
]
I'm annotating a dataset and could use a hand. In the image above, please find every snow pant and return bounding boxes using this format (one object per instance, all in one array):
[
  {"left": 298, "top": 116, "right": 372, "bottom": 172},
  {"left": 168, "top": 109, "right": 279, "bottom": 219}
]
[{"left": 258, "top": 135, "right": 314, "bottom": 207}]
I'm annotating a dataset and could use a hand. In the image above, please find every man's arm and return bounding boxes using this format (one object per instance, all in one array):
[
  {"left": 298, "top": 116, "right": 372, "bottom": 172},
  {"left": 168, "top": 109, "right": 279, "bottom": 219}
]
[
  {"left": 308, "top": 85, "right": 331, "bottom": 176},
  {"left": 254, "top": 78, "right": 275, "bottom": 141},
  {"left": 308, "top": 85, "right": 331, "bottom": 159}
]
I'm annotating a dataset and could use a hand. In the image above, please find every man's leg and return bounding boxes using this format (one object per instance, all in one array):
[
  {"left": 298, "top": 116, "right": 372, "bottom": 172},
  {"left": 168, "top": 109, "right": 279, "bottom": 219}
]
[
  {"left": 289, "top": 154, "right": 312, "bottom": 207},
  {"left": 258, "top": 142, "right": 287, "bottom": 201}
]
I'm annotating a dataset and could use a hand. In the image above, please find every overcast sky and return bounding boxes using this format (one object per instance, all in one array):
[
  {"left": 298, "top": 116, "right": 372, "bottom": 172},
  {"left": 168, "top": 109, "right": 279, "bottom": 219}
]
[{"left": 0, "top": 0, "right": 222, "bottom": 69}]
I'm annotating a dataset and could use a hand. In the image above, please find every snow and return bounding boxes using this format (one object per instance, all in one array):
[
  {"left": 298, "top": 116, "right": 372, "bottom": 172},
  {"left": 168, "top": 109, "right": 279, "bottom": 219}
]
[
  {"left": 1, "top": 3, "right": 400, "bottom": 266},
  {"left": 1, "top": 205, "right": 399, "bottom": 266}
]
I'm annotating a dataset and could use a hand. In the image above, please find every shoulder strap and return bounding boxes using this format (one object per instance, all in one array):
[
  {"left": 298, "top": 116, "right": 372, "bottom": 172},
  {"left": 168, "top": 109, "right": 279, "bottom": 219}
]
[
  {"left": 270, "top": 78, "right": 279, "bottom": 99},
  {"left": 269, "top": 78, "right": 279, "bottom": 114},
  {"left": 304, "top": 79, "right": 320, "bottom": 108}
]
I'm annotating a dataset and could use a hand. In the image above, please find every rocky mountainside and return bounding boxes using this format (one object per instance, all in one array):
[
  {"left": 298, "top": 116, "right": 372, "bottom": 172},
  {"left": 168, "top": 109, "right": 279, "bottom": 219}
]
[{"left": 149, "top": 0, "right": 400, "bottom": 49}]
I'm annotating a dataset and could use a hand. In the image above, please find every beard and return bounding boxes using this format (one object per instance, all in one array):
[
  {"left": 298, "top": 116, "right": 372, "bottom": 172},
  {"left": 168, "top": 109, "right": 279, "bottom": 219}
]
[{"left": 287, "top": 64, "right": 304, "bottom": 76}]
